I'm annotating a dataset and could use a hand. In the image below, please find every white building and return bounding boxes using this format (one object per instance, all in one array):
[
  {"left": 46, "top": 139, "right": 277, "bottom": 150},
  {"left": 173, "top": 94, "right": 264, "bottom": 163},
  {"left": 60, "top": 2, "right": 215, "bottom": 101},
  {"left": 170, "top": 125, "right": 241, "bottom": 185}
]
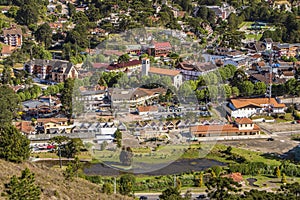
[
  {"left": 142, "top": 58, "right": 183, "bottom": 88},
  {"left": 228, "top": 98, "right": 286, "bottom": 118}
]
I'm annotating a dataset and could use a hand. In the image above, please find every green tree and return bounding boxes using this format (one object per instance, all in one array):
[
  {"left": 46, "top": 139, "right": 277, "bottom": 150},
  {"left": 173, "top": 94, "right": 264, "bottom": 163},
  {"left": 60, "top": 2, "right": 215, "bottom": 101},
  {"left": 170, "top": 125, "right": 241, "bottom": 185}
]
[
  {"left": 50, "top": 136, "right": 69, "bottom": 168},
  {"left": 119, "top": 147, "right": 133, "bottom": 166},
  {"left": 199, "top": 172, "right": 203, "bottom": 187},
  {"left": 223, "top": 84, "right": 232, "bottom": 98},
  {"left": 238, "top": 81, "right": 254, "bottom": 97},
  {"left": 159, "top": 186, "right": 187, "bottom": 200},
  {"left": 35, "top": 23, "right": 52, "bottom": 48},
  {"left": 0, "top": 125, "right": 30, "bottom": 163},
  {"left": 4, "top": 168, "right": 41, "bottom": 200},
  {"left": 114, "top": 129, "right": 122, "bottom": 148},
  {"left": 119, "top": 174, "right": 135, "bottom": 196},
  {"left": 61, "top": 78, "right": 75, "bottom": 118},
  {"left": 118, "top": 54, "right": 130, "bottom": 63},
  {"left": 231, "top": 87, "right": 239, "bottom": 97},
  {"left": 254, "top": 82, "right": 267, "bottom": 95},
  {"left": 281, "top": 173, "right": 287, "bottom": 184},
  {"left": 274, "top": 166, "right": 281, "bottom": 178},
  {"left": 0, "top": 86, "right": 20, "bottom": 124},
  {"left": 102, "top": 182, "right": 113, "bottom": 194},
  {"left": 61, "top": 138, "right": 84, "bottom": 158},
  {"left": 15, "top": 0, "right": 46, "bottom": 26},
  {"left": 211, "top": 166, "right": 222, "bottom": 177},
  {"left": 231, "top": 69, "right": 247, "bottom": 87},
  {"left": 205, "top": 177, "right": 241, "bottom": 200},
  {"left": 63, "top": 156, "right": 83, "bottom": 181}
]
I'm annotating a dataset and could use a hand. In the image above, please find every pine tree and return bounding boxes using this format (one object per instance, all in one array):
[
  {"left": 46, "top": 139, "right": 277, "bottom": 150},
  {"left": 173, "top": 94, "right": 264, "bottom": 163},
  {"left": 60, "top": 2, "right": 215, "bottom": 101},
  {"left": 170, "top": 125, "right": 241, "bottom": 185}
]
[
  {"left": 274, "top": 166, "right": 281, "bottom": 178},
  {"left": 4, "top": 168, "right": 41, "bottom": 200},
  {"left": 281, "top": 173, "right": 287, "bottom": 184},
  {"left": 199, "top": 172, "right": 204, "bottom": 187},
  {"left": 0, "top": 125, "right": 30, "bottom": 163},
  {"left": 211, "top": 170, "right": 216, "bottom": 178}
]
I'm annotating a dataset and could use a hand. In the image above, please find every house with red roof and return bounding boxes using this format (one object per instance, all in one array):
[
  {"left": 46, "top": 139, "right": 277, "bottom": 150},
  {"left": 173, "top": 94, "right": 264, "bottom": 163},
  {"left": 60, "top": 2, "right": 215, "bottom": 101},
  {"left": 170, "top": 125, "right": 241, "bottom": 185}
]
[
  {"left": 190, "top": 117, "right": 261, "bottom": 138},
  {"left": 148, "top": 41, "right": 172, "bottom": 57},
  {"left": 107, "top": 60, "right": 142, "bottom": 73},
  {"left": 223, "top": 173, "right": 244, "bottom": 184},
  {"left": 141, "top": 58, "right": 182, "bottom": 88},
  {"left": 137, "top": 105, "right": 158, "bottom": 115},
  {"left": 227, "top": 98, "right": 286, "bottom": 118}
]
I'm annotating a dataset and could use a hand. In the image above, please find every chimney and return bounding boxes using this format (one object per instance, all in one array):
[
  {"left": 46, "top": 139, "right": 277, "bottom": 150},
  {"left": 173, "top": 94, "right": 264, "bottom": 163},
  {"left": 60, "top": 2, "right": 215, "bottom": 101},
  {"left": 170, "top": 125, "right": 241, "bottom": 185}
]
[{"left": 142, "top": 58, "right": 150, "bottom": 76}]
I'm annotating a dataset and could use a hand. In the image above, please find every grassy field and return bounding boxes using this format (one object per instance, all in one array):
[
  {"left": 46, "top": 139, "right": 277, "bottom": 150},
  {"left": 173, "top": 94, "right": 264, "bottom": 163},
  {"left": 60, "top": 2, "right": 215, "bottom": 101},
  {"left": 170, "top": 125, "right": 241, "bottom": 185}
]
[
  {"left": 32, "top": 151, "right": 93, "bottom": 160},
  {"left": 205, "top": 144, "right": 281, "bottom": 166},
  {"left": 238, "top": 21, "right": 254, "bottom": 29},
  {"left": 245, "top": 33, "right": 263, "bottom": 41}
]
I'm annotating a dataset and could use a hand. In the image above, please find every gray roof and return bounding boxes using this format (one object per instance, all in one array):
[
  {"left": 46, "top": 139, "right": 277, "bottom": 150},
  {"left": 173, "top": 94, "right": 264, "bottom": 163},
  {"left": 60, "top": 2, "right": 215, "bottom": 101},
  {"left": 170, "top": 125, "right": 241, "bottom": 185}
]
[
  {"left": 25, "top": 59, "right": 76, "bottom": 74},
  {"left": 22, "top": 100, "right": 47, "bottom": 109}
]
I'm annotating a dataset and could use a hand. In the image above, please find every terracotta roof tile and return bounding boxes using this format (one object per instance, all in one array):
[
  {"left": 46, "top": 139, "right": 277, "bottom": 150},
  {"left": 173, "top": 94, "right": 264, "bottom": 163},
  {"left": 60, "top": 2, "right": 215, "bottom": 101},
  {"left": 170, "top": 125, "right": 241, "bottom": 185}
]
[
  {"left": 235, "top": 118, "right": 253, "bottom": 124},
  {"left": 15, "top": 121, "right": 34, "bottom": 135},
  {"left": 230, "top": 98, "right": 285, "bottom": 109},
  {"left": 149, "top": 67, "right": 181, "bottom": 76},
  {"left": 137, "top": 106, "right": 158, "bottom": 112},
  {"left": 107, "top": 60, "right": 141, "bottom": 70},
  {"left": 190, "top": 124, "right": 260, "bottom": 135},
  {"left": 152, "top": 42, "right": 172, "bottom": 50},
  {"left": 223, "top": 173, "right": 244, "bottom": 183}
]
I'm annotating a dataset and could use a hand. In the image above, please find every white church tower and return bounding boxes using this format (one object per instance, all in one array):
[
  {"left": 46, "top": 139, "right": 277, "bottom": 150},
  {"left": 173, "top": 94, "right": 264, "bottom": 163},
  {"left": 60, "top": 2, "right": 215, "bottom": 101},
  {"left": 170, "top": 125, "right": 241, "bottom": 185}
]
[{"left": 142, "top": 58, "right": 150, "bottom": 76}]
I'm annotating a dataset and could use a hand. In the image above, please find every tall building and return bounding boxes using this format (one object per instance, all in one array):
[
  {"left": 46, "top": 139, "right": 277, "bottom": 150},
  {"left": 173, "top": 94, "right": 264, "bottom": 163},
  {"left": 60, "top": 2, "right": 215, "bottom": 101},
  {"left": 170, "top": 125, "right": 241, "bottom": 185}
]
[{"left": 2, "top": 26, "right": 22, "bottom": 47}]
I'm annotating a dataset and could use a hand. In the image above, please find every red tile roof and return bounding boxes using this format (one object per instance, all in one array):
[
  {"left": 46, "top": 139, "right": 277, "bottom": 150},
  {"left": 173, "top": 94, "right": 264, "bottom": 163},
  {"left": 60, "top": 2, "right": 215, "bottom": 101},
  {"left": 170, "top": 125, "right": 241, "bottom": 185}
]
[
  {"left": 230, "top": 98, "right": 285, "bottom": 109},
  {"left": 190, "top": 124, "right": 260, "bottom": 135},
  {"left": 235, "top": 118, "right": 253, "bottom": 124},
  {"left": 152, "top": 42, "right": 172, "bottom": 50},
  {"left": 93, "top": 62, "right": 109, "bottom": 69},
  {"left": 137, "top": 106, "right": 158, "bottom": 113},
  {"left": 37, "top": 118, "right": 69, "bottom": 124},
  {"left": 149, "top": 67, "right": 181, "bottom": 76},
  {"left": 223, "top": 173, "right": 244, "bottom": 183},
  {"left": 15, "top": 121, "right": 34, "bottom": 135},
  {"left": 1, "top": 46, "right": 16, "bottom": 55},
  {"left": 107, "top": 60, "right": 141, "bottom": 70}
]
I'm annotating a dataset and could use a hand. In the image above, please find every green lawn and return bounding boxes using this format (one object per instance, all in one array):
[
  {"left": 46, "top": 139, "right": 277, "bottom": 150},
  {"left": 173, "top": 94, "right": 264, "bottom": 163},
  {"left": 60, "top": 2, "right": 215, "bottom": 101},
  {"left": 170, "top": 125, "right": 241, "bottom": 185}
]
[
  {"left": 245, "top": 34, "right": 263, "bottom": 41},
  {"left": 238, "top": 21, "right": 254, "bottom": 29},
  {"left": 32, "top": 151, "right": 92, "bottom": 160},
  {"left": 205, "top": 144, "right": 281, "bottom": 166}
]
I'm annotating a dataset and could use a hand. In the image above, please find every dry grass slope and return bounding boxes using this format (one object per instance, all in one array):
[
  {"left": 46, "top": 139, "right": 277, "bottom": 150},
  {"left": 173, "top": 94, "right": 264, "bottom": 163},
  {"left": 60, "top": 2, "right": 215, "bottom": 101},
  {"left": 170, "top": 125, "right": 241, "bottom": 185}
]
[{"left": 0, "top": 159, "right": 133, "bottom": 200}]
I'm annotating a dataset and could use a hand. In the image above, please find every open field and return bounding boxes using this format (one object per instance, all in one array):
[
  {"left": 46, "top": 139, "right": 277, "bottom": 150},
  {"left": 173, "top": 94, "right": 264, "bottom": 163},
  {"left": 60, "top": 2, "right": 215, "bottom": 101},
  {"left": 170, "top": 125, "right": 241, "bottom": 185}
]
[{"left": 245, "top": 33, "right": 263, "bottom": 41}]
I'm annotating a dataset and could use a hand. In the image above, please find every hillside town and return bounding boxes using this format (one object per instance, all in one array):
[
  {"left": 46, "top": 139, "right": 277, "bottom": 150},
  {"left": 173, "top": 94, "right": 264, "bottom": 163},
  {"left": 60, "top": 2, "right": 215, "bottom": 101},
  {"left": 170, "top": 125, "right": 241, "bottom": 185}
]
[{"left": 0, "top": 0, "right": 300, "bottom": 200}]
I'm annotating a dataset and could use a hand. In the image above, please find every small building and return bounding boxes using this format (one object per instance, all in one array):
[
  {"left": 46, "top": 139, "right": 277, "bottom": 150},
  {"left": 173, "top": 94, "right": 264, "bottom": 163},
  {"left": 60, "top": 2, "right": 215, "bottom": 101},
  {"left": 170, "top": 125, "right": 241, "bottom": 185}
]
[
  {"left": 222, "top": 172, "right": 244, "bottom": 184},
  {"left": 1, "top": 45, "right": 16, "bottom": 57},
  {"left": 111, "top": 87, "right": 166, "bottom": 108},
  {"left": 148, "top": 41, "right": 172, "bottom": 57},
  {"left": 107, "top": 60, "right": 142, "bottom": 73},
  {"left": 137, "top": 105, "right": 158, "bottom": 115},
  {"left": 36, "top": 118, "right": 74, "bottom": 134},
  {"left": 190, "top": 117, "right": 260, "bottom": 138},
  {"left": 15, "top": 121, "right": 35, "bottom": 135},
  {"left": 176, "top": 61, "right": 218, "bottom": 81},
  {"left": 126, "top": 45, "right": 142, "bottom": 55},
  {"left": 142, "top": 58, "right": 182, "bottom": 88}
]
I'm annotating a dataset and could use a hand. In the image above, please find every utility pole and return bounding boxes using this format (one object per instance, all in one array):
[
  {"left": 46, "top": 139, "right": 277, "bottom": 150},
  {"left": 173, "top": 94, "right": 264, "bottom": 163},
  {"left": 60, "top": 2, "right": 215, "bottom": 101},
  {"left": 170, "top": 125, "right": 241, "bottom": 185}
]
[{"left": 58, "top": 146, "right": 62, "bottom": 168}]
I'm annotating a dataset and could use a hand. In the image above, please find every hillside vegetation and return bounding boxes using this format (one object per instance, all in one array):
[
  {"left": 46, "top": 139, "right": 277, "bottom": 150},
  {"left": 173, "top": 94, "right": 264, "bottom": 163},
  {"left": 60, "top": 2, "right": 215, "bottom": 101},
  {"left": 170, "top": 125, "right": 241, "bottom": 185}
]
[{"left": 0, "top": 159, "right": 132, "bottom": 200}]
